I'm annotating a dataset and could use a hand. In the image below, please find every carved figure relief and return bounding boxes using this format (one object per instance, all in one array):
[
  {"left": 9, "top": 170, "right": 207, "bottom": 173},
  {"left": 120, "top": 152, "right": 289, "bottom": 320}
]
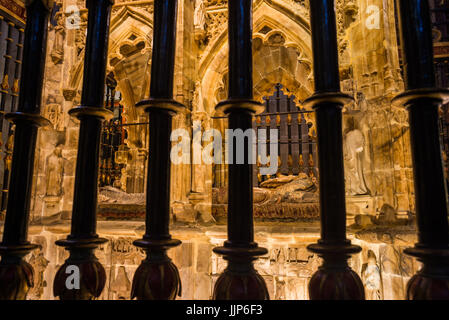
[
  {"left": 194, "top": 0, "right": 206, "bottom": 35},
  {"left": 191, "top": 81, "right": 209, "bottom": 194},
  {"left": 110, "top": 266, "right": 131, "bottom": 300},
  {"left": 45, "top": 146, "right": 64, "bottom": 197},
  {"left": 361, "top": 250, "right": 382, "bottom": 300},
  {"left": 344, "top": 118, "right": 370, "bottom": 195},
  {"left": 27, "top": 247, "right": 49, "bottom": 300},
  {"left": 112, "top": 238, "right": 145, "bottom": 265},
  {"left": 75, "top": 10, "right": 88, "bottom": 56},
  {"left": 51, "top": 11, "right": 65, "bottom": 64},
  {"left": 192, "top": 118, "right": 206, "bottom": 194}
]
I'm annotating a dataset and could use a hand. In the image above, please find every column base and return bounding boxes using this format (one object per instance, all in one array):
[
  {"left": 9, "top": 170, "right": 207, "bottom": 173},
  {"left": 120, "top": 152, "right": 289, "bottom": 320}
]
[
  {"left": 405, "top": 247, "right": 449, "bottom": 300},
  {"left": 307, "top": 242, "right": 365, "bottom": 300},
  {"left": 0, "top": 243, "right": 38, "bottom": 300},
  {"left": 213, "top": 244, "right": 269, "bottom": 300},
  {"left": 53, "top": 237, "right": 107, "bottom": 300},
  {"left": 132, "top": 238, "right": 182, "bottom": 300}
]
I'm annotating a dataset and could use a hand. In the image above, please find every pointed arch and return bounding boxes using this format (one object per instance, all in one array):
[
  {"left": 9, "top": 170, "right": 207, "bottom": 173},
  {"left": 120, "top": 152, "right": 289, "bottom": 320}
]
[{"left": 198, "top": 0, "right": 314, "bottom": 116}]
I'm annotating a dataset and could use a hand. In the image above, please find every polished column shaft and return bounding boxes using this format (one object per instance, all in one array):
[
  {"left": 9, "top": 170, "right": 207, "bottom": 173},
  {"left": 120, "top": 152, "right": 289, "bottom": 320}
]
[
  {"left": 53, "top": 0, "right": 113, "bottom": 300},
  {"left": 310, "top": 0, "right": 340, "bottom": 93},
  {"left": 315, "top": 104, "right": 346, "bottom": 244},
  {"left": 212, "top": 0, "right": 269, "bottom": 300},
  {"left": 398, "top": 0, "right": 447, "bottom": 247},
  {"left": 226, "top": 0, "right": 254, "bottom": 246},
  {"left": 227, "top": 110, "right": 254, "bottom": 245},
  {"left": 395, "top": 0, "right": 449, "bottom": 300},
  {"left": 228, "top": 0, "right": 252, "bottom": 99},
  {"left": 71, "top": 0, "right": 113, "bottom": 237},
  {"left": 150, "top": 0, "right": 177, "bottom": 99},
  {"left": 306, "top": 0, "right": 364, "bottom": 300},
  {"left": 145, "top": 109, "right": 172, "bottom": 240},
  {"left": 145, "top": 0, "right": 178, "bottom": 240},
  {"left": 131, "top": 0, "right": 183, "bottom": 300},
  {"left": 398, "top": 0, "right": 435, "bottom": 90},
  {"left": 0, "top": 0, "right": 51, "bottom": 300},
  {"left": 310, "top": 1, "right": 346, "bottom": 244}
]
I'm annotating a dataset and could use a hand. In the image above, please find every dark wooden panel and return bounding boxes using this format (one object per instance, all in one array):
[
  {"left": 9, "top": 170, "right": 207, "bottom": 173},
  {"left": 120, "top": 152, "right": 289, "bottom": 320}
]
[{"left": 0, "top": 13, "right": 24, "bottom": 215}]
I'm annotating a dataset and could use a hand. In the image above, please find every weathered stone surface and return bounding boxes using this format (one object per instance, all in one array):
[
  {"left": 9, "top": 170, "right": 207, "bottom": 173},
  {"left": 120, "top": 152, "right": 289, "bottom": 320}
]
[
  {"left": 7, "top": 0, "right": 420, "bottom": 301},
  {"left": 0, "top": 221, "right": 419, "bottom": 300}
]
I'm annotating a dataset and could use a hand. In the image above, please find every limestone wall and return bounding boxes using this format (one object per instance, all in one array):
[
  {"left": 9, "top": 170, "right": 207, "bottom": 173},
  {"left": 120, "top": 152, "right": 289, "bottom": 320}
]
[{"left": 18, "top": 222, "right": 418, "bottom": 300}]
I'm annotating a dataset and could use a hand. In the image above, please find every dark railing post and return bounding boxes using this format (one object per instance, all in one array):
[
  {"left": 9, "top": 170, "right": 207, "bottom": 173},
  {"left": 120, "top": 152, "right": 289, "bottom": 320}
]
[
  {"left": 393, "top": 0, "right": 449, "bottom": 300},
  {"left": 53, "top": 0, "right": 113, "bottom": 300},
  {"left": 212, "top": 0, "right": 269, "bottom": 300},
  {"left": 0, "top": 0, "right": 52, "bottom": 300},
  {"left": 305, "top": 0, "right": 365, "bottom": 300},
  {"left": 131, "top": 0, "right": 184, "bottom": 300}
]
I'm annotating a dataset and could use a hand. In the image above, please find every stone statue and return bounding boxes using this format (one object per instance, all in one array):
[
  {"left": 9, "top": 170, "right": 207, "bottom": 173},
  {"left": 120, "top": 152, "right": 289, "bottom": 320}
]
[
  {"left": 45, "top": 146, "right": 64, "bottom": 197},
  {"left": 27, "top": 247, "right": 49, "bottom": 300},
  {"left": 111, "top": 266, "right": 131, "bottom": 300},
  {"left": 344, "top": 119, "right": 369, "bottom": 195},
  {"left": 192, "top": 119, "right": 206, "bottom": 194},
  {"left": 191, "top": 82, "right": 209, "bottom": 194},
  {"left": 51, "top": 11, "right": 65, "bottom": 64},
  {"left": 355, "top": 92, "right": 368, "bottom": 112},
  {"left": 194, "top": 0, "right": 206, "bottom": 32},
  {"left": 193, "top": 81, "right": 205, "bottom": 113},
  {"left": 75, "top": 10, "right": 88, "bottom": 56},
  {"left": 362, "top": 250, "right": 382, "bottom": 300}
]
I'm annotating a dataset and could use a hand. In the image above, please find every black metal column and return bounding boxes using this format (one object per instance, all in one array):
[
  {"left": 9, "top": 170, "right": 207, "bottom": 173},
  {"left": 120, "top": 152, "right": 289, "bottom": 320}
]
[
  {"left": 53, "top": 0, "right": 113, "bottom": 300},
  {"left": 0, "top": 0, "right": 51, "bottom": 300},
  {"left": 305, "top": 0, "right": 365, "bottom": 300},
  {"left": 212, "top": 0, "right": 269, "bottom": 300},
  {"left": 393, "top": 0, "right": 449, "bottom": 300},
  {"left": 131, "top": 0, "right": 184, "bottom": 300}
]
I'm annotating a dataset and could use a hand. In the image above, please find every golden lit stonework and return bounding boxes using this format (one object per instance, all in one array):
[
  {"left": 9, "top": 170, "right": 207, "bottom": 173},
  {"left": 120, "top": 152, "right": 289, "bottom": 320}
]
[{"left": 0, "top": 0, "right": 447, "bottom": 300}]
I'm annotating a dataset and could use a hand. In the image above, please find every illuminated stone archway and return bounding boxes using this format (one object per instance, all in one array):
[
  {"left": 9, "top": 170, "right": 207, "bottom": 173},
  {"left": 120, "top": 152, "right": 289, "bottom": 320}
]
[
  {"left": 184, "top": 0, "right": 316, "bottom": 222},
  {"left": 197, "top": 0, "right": 314, "bottom": 116}
]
